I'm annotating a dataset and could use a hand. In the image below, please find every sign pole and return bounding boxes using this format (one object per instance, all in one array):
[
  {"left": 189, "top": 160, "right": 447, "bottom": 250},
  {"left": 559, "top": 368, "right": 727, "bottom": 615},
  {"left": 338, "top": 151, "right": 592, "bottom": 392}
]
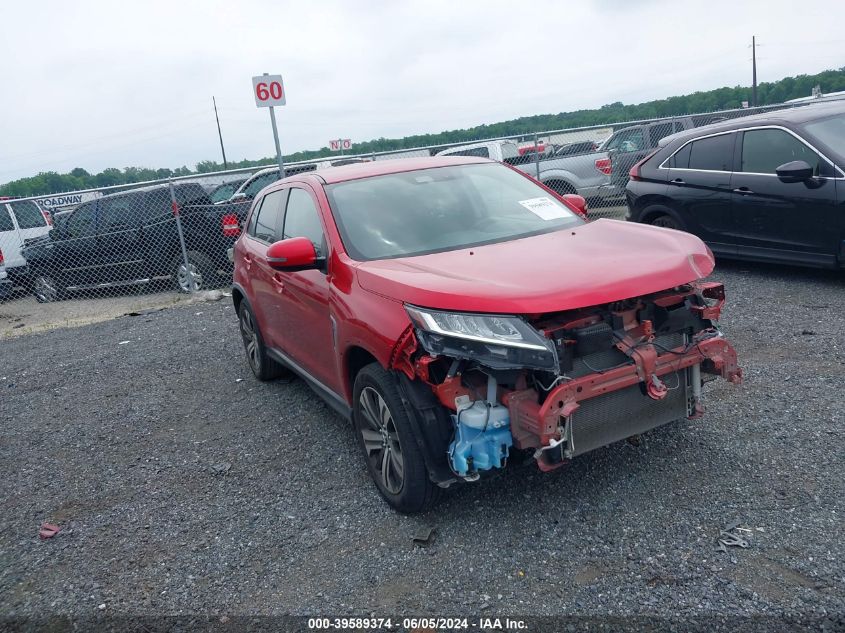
[
  {"left": 262, "top": 72, "right": 286, "bottom": 179},
  {"left": 268, "top": 105, "right": 285, "bottom": 178}
]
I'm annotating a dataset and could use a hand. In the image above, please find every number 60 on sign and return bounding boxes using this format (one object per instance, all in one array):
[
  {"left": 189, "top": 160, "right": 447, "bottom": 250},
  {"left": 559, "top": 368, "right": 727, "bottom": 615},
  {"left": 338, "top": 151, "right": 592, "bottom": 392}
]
[{"left": 252, "top": 75, "right": 286, "bottom": 107}]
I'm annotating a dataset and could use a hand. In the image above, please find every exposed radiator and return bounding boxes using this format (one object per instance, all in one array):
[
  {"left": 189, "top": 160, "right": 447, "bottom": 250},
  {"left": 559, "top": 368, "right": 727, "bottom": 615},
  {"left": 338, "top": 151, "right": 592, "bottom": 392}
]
[{"left": 565, "top": 366, "right": 691, "bottom": 458}]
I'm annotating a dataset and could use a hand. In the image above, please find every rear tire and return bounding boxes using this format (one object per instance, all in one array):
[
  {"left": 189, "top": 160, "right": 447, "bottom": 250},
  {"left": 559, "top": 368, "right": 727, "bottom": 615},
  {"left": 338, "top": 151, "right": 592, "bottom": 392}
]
[
  {"left": 173, "top": 251, "right": 216, "bottom": 293},
  {"left": 33, "top": 274, "right": 64, "bottom": 303},
  {"left": 353, "top": 363, "right": 440, "bottom": 514},
  {"left": 647, "top": 211, "right": 685, "bottom": 231},
  {"left": 238, "top": 302, "right": 286, "bottom": 381}
]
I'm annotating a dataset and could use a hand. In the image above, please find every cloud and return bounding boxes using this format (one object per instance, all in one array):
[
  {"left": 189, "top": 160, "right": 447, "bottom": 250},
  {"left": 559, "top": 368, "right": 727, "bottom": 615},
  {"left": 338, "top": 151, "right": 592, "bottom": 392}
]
[{"left": 0, "top": 0, "right": 843, "bottom": 182}]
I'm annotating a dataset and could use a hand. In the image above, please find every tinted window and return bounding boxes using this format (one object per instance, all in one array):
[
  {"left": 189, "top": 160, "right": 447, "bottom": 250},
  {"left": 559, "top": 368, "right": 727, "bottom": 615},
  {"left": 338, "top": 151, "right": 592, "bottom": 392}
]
[
  {"left": 9, "top": 201, "right": 46, "bottom": 229},
  {"left": 687, "top": 134, "right": 734, "bottom": 171},
  {"left": 283, "top": 188, "right": 325, "bottom": 255},
  {"left": 144, "top": 189, "right": 172, "bottom": 221},
  {"left": 99, "top": 195, "right": 139, "bottom": 231},
  {"left": 670, "top": 143, "right": 692, "bottom": 169},
  {"left": 326, "top": 163, "right": 582, "bottom": 261},
  {"left": 741, "top": 129, "right": 820, "bottom": 174},
  {"left": 66, "top": 203, "right": 97, "bottom": 238},
  {"left": 251, "top": 189, "right": 285, "bottom": 242},
  {"left": 243, "top": 171, "right": 280, "bottom": 198},
  {"left": 0, "top": 205, "right": 13, "bottom": 232},
  {"left": 649, "top": 123, "right": 674, "bottom": 147}
]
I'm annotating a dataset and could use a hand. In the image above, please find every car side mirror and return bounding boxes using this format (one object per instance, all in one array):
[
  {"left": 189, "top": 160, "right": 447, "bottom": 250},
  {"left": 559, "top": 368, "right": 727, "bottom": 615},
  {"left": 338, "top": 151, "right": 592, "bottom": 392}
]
[
  {"left": 776, "top": 160, "right": 813, "bottom": 182},
  {"left": 562, "top": 193, "right": 588, "bottom": 217},
  {"left": 266, "top": 237, "right": 320, "bottom": 271}
]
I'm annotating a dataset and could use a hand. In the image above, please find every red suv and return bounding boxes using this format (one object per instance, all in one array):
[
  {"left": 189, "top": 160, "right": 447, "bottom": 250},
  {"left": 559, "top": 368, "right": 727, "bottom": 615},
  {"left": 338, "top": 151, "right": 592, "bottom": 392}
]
[{"left": 232, "top": 157, "right": 741, "bottom": 513}]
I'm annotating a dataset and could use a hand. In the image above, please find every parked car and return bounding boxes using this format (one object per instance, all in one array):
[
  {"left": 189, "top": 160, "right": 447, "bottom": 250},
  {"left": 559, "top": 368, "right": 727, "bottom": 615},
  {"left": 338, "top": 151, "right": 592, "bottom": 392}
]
[
  {"left": 603, "top": 119, "right": 694, "bottom": 192},
  {"left": 626, "top": 102, "right": 845, "bottom": 269},
  {"left": 220, "top": 164, "right": 318, "bottom": 205},
  {"left": 437, "top": 140, "right": 619, "bottom": 204},
  {"left": 0, "top": 248, "right": 11, "bottom": 301},
  {"left": 0, "top": 198, "right": 53, "bottom": 288},
  {"left": 231, "top": 156, "right": 741, "bottom": 513},
  {"left": 209, "top": 179, "right": 247, "bottom": 204},
  {"left": 22, "top": 182, "right": 247, "bottom": 301}
]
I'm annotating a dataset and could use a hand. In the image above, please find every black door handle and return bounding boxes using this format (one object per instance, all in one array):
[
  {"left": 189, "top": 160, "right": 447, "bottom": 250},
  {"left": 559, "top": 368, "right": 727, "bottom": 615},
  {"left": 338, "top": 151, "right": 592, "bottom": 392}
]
[
  {"left": 671, "top": 178, "right": 685, "bottom": 184},
  {"left": 733, "top": 187, "right": 754, "bottom": 195}
]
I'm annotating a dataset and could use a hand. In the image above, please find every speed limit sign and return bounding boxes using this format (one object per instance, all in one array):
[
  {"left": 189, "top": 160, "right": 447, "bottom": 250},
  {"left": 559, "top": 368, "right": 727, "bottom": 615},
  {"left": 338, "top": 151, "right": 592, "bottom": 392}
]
[{"left": 252, "top": 75, "right": 286, "bottom": 107}]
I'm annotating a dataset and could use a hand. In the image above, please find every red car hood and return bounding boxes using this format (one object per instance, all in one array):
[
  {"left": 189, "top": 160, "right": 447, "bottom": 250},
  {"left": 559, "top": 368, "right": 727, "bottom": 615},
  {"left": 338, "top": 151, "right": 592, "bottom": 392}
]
[{"left": 355, "top": 219, "right": 714, "bottom": 314}]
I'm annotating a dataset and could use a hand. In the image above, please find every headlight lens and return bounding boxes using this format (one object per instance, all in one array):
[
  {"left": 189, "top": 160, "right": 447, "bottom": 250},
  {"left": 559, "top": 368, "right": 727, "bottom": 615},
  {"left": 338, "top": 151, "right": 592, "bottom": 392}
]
[{"left": 405, "top": 305, "right": 558, "bottom": 371}]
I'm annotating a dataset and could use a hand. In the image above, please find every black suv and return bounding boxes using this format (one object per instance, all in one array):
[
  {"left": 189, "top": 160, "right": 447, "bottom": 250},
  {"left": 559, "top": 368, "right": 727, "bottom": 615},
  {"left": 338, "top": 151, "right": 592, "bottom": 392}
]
[
  {"left": 626, "top": 102, "right": 845, "bottom": 269},
  {"left": 23, "top": 182, "right": 248, "bottom": 301}
]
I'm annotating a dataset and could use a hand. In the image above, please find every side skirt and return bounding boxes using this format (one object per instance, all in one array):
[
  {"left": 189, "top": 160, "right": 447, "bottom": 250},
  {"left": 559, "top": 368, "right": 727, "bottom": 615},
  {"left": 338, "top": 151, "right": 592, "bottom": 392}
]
[{"left": 266, "top": 347, "right": 352, "bottom": 422}]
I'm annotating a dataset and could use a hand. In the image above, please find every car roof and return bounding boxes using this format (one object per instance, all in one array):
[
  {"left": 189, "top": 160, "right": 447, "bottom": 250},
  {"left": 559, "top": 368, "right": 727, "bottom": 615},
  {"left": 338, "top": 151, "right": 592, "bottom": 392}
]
[
  {"left": 660, "top": 101, "right": 845, "bottom": 146},
  {"left": 291, "top": 156, "right": 493, "bottom": 185}
]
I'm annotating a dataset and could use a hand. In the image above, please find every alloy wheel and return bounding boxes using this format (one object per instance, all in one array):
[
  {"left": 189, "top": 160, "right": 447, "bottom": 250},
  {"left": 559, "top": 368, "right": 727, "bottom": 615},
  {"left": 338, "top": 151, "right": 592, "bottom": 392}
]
[
  {"left": 358, "top": 386, "right": 404, "bottom": 494},
  {"left": 240, "top": 309, "right": 261, "bottom": 373}
]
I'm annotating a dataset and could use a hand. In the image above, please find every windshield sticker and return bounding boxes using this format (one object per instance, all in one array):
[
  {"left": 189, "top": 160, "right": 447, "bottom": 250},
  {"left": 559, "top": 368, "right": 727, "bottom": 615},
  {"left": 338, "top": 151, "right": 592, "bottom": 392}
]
[{"left": 517, "top": 197, "right": 573, "bottom": 221}]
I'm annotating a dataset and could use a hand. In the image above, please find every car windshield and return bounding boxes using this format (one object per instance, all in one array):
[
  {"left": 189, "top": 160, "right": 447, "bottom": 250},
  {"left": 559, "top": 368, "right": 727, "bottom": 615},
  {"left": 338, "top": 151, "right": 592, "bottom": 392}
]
[
  {"left": 801, "top": 113, "right": 845, "bottom": 163},
  {"left": 325, "top": 163, "right": 584, "bottom": 261}
]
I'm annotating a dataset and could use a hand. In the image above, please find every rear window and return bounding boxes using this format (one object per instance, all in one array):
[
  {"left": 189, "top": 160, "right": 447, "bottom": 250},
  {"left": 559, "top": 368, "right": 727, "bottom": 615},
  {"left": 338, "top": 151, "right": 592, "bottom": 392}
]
[{"left": 9, "top": 200, "right": 46, "bottom": 229}]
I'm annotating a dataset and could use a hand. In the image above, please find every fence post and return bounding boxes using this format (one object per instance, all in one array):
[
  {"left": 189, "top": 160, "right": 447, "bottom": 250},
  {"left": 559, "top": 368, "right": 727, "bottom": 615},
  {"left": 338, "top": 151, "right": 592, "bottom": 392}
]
[
  {"left": 168, "top": 179, "right": 196, "bottom": 293},
  {"left": 533, "top": 132, "right": 540, "bottom": 179}
]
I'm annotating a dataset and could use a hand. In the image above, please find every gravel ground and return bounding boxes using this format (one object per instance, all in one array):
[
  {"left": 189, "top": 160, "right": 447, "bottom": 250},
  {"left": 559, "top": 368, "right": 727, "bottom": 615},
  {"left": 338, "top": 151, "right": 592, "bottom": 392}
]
[{"left": 0, "top": 259, "right": 843, "bottom": 629}]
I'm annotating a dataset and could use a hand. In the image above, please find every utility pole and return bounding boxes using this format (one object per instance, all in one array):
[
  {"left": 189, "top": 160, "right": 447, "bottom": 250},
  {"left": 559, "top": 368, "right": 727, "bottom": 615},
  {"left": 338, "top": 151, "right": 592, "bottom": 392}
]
[
  {"left": 213, "top": 96, "right": 228, "bottom": 170},
  {"left": 751, "top": 36, "right": 758, "bottom": 107}
]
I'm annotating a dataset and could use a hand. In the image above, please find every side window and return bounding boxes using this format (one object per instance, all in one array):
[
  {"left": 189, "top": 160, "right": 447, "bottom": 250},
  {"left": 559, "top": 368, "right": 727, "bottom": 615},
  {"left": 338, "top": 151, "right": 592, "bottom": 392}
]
[
  {"left": 65, "top": 203, "right": 98, "bottom": 239},
  {"left": 9, "top": 201, "right": 46, "bottom": 229},
  {"left": 243, "top": 171, "right": 280, "bottom": 199},
  {"left": 144, "top": 189, "right": 172, "bottom": 222},
  {"left": 687, "top": 134, "right": 734, "bottom": 171},
  {"left": 649, "top": 123, "right": 674, "bottom": 147},
  {"left": 99, "top": 195, "right": 138, "bottom": 231},
  {"left": 609, "top": 128, "right": 645, "bottom": 152},
  {"left": 0, "top": 205, "right": 14, "bottom": 232},
  {"left": 251, "top": 189, "right": 286, "bottom": 243},
  {"left": 283, "top": 188, "right": 325, "bottom": 255},
  {"left": 670, "top": 142, "right": 692, "bottom": 169},
  {"left": 741, "top": 129, "right": 821, "bottom": 175}
]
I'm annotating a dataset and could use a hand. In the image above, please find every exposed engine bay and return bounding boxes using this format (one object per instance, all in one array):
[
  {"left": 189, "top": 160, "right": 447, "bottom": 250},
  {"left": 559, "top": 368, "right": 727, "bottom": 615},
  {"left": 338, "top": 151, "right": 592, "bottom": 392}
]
[{"left": 391, "top": 281, "right": 742, "bottom": 484}]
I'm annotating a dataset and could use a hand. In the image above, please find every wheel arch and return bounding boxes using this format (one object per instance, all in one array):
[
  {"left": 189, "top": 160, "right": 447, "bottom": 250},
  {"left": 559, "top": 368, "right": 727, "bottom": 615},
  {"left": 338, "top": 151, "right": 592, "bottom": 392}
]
[
  {"left": 636, "top": 198, "right": 683, "bottom": 224},
  {"left": 345, "top": 345, "right": 381, "bottom": 403}
]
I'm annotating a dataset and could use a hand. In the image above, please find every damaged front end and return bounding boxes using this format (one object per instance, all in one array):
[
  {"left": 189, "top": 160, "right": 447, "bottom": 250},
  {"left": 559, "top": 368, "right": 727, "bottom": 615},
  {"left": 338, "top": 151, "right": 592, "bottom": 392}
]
[{"left": 391, "top": 281, "right": 742, "bottom": 483}]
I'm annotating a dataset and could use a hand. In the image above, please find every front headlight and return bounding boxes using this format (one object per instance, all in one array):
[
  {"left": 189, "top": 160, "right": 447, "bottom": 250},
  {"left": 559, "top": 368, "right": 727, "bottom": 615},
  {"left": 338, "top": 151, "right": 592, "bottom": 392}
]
[{"left": 405, "top": 305, "right": 558, "bottom": 372}]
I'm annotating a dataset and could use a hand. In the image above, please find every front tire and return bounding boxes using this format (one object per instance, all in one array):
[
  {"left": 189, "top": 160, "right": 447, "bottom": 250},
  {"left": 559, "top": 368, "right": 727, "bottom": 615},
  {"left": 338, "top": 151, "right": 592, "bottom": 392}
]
[
  {"left": 238, "top": 302, "right": 286, "bottom": 381},
  {"left": 353, "top": 363, "right": 440, "bottom": 514}
]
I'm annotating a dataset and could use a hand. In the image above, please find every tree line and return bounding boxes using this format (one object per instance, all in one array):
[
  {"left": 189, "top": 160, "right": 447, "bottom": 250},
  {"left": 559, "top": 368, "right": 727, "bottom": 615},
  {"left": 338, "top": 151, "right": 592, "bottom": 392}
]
[{"left": 3, "top": 67, "right": 843, "bottom": 197}]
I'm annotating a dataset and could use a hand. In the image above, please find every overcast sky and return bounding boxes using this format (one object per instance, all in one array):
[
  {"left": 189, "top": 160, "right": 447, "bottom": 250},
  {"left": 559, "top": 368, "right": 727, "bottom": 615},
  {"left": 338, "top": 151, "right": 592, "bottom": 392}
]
[{"left": 1, "top": 0, "right": 843, "bottom": 183}]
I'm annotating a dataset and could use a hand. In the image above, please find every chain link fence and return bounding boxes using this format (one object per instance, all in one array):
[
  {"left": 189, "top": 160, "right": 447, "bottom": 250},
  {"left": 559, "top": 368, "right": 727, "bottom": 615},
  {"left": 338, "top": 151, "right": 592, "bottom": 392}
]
[{"left": 0, "top": 96, "right": 841, "bottom": 326}]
